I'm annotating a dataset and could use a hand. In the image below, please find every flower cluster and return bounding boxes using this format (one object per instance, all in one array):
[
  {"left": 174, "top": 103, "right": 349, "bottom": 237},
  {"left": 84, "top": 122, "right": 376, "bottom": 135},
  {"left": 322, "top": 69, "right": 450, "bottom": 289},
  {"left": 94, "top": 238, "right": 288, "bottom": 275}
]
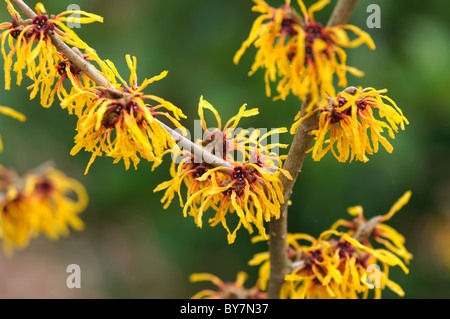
[
  {"left": 295, "top": 86, "right": 409, "bottom": 162},
  {"left": 249, "top": 191, "right": 412, "bottom": 298},
  {"left": 190, "top": 272, "right": 266, "bottom": 299},
  {"left": 0, "top": 104, "right": 25, "bottom": 151},
  {"left": 0, "top": 164, "right": 88, "bottom": 255},
  {"left": 65, "top": 55, "right": 186, "bottom": 174},
  {"left": 28, "top": 47, "right": 101, "bottom": 110},
  {"left": 234, "top": 0, "right": 375, "bottom": 111},
  {"left": 155, "top": 97, "right": 291, "bottom": 243},
  {"left": 0, "top": 0, "right": 103, "bottom": 107}
]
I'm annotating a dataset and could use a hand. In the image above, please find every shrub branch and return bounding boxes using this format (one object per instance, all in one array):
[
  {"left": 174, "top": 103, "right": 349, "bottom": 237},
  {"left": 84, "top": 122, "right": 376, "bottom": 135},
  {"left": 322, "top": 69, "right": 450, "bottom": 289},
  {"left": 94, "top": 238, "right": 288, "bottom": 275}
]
[{"left": 267, "top": 0, "right": 361, "bottom": 299}]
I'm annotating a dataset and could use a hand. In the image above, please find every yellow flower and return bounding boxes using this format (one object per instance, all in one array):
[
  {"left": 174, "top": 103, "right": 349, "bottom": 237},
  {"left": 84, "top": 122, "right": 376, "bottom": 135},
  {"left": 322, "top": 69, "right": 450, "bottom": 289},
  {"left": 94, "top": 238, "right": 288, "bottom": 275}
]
[
  {"left": 27, "top": 48, "right": 100, "bottom": 110},
  {"left": 250, "top": 191, "right": 412, "bottom": 298},
  {"left": 294, "top": 86, "right": 408, "bottom": 162},
  {"left": 0, "top": 1, "right": 102, "bottom": 93},
  {"left": 0, "top": 104, "right": 26, "bottom": 151},
  {"left": 66, "top": 55, "right": 186, "bottom": 174},
  {"left": 234, "top": 0, "right": 375, "bottom": 110},
  {"left": 191, "top": 161, "right": 288, "bottom": 244},
  {"left": 332, "top": 190, "right": 413, "bottom": 266},
  {"left": 155, "top": 97, "right": 291, "bottom": 244},
  {"left": 190, "top": 271, "right": 266, "bottom": 299},
  {"left": 0, "top": 164, "right": 88, "bottom": 256}
]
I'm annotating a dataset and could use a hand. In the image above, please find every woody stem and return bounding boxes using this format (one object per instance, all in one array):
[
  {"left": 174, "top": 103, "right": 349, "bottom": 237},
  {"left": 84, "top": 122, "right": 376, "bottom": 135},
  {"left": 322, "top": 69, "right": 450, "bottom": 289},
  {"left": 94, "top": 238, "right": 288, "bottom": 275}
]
[
  {"left": 9, "top": 0, "right": 233, "bottom": 170},
  {"left": 267, "top": 0, "right": 360, "bottom": 299},
  {"left": 267, "top": 97, "right": 317, "bottom": 298},
  {"left": 327, "top": 0, "right": 360, "bottom": 28}
]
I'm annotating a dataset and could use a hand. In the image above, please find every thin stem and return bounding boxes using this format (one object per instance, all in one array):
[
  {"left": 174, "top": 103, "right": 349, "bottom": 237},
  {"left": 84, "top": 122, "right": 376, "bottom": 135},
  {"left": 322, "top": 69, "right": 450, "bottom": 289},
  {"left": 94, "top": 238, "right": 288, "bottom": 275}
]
[
  {"left": 327, "top": 0, "right": 359, "bottom": 27},
  {"left": 267, "top": 0, "right": 362, "bottom": 299},
  {"left": 9, "top": 0, "right": 232, "bottom": 170},
  {"left": 267, "top": 97, "right": 317, "bottom": 298},
  {"left": 157, "top": 121, "right": 233, "bottom": 168},
  {"left": 353, "top": 215, "right": 382, "bottom": 243}
]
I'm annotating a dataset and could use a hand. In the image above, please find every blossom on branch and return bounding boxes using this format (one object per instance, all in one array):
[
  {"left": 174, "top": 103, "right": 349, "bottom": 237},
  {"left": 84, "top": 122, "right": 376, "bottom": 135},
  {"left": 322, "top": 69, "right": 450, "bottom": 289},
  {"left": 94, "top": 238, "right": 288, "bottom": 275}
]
[
  {"left": 0, "top": 1, "right": 102, "bottom": 107},
  {"left": 155, "top": 97, "right": 291, "bottom": 244},
  {"left": 250, "top": 191, "right": 412, "bottom": 298},
  {"left": 28, "top": 48, "right": 102, "bottom": 110},
  {"left": 66, "top": 55, "right": 186, "bottom": 174},
  {"left": 234, "top": 0, "right": 375, "bottom": 111},
  {"left": 295, "top": 86, "right": 408, "bottom": 162},
  {"left": 331, "top": 190, "right": 413, "bottom": 266}
]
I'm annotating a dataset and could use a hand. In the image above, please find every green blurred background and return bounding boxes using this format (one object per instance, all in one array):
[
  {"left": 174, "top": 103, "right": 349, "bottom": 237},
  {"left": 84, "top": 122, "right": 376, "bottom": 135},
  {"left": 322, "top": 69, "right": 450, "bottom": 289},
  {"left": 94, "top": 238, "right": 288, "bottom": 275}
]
[{"left": 0, "top": 0, "right": 449, "bottom": 298}]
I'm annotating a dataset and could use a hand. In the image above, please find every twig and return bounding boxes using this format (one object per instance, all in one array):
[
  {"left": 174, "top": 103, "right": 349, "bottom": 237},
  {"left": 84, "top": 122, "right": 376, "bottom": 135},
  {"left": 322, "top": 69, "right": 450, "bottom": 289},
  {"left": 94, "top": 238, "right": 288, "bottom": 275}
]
[
  {"left": 9, "top": 0, "right": 233, "bottom": 170},
  {"left": 266, "top": 0, "right": 362, "bottom": 299},
  {"left": 267, "top": 97, "right": 317, "bottom": 298},
  {"left": 327, "top": 0, "right": 359, "bottom": 27},
  {"left": 353, "top": 215, "right": 382, "bottom": 243},
  {"left": 157, "top": 121, "right": 232, "bottom": 168}
]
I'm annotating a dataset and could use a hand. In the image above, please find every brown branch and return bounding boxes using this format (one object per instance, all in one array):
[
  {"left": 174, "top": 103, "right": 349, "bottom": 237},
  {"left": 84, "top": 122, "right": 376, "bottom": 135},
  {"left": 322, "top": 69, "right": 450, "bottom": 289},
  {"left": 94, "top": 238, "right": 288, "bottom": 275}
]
[
  {"left": 267, "top": 97, "right": 317, "bottom": 298},
  {"left": 353, "top": 215, "right": 382, "bottom": 243},
  {"left": 157, "top": 121, "right": 233, "bottom": 168},
  {"left": 266, "top": 0, "right": 362, "bottom": 299},
  {"left": 327, "top": 0, "right": 359, "bottom": 27},
  {"left": 9, "top": 0, "right": 233, "bottom": 170}
]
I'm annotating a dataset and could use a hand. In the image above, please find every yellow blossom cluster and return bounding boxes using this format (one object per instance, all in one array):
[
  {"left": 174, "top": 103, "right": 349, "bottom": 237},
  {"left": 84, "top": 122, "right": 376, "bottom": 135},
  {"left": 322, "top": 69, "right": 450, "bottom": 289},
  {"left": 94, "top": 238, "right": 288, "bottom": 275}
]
[
  {"left": 295, "top": 86, "right": 409, "bottom": 162},
  {"left": 0, "top": 1, "right": 102, "bottom": 106},
  {"left": 234, "top": 0, "right": 375, "bottom": 111},
  {"left": 155, "top": 97, "right": 291, "bottom": 244},
  {"left": 249, "top": 191, "right": 412, "bottom": 298},
  {"left": 64, "top": 55, "right": 186, "bottom": 173},
  {"left": 0, "top": 164, "right": 88, "bottom": 255}
]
